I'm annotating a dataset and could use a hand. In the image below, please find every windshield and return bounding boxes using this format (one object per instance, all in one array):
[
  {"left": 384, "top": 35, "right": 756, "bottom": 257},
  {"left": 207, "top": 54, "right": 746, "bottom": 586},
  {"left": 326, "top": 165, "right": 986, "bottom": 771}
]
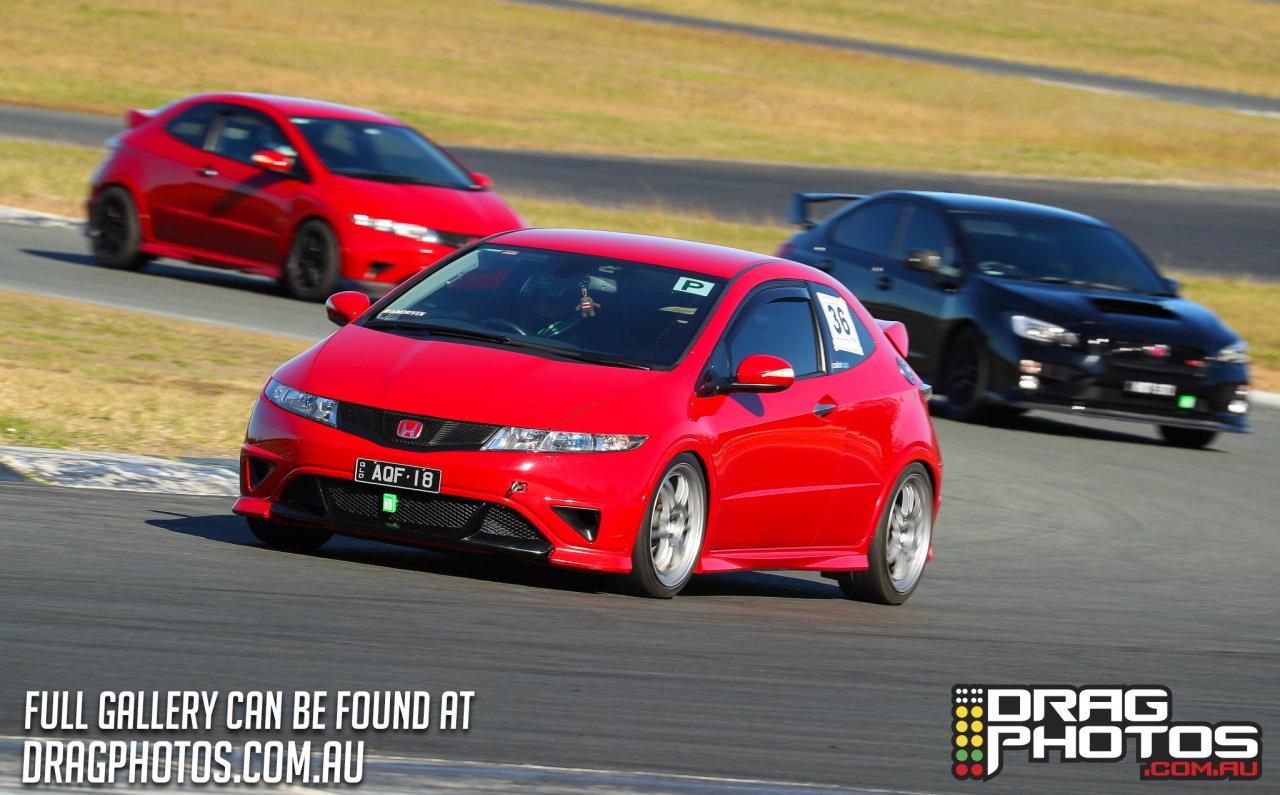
[
  {"left": 366, "top": 245, "right": 728, "bottom": 369},
  {"left": 290, "top": 117, "right": 473, "bottom": 187},
  {"left": 955, "top": 213, "right": 1168, "bottom": 293}
]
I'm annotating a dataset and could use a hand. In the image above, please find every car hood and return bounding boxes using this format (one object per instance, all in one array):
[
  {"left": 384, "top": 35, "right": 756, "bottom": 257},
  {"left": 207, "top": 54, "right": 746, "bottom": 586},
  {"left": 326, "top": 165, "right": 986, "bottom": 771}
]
[
  {"left": 981, "top": 278, "right": 1239, "bottom": 349},
  {"left": 335, "top": 178, "right": 524, "bottom": 235},
  {"left": 303, "top": 325, "right": 664, "bottom": 429}
]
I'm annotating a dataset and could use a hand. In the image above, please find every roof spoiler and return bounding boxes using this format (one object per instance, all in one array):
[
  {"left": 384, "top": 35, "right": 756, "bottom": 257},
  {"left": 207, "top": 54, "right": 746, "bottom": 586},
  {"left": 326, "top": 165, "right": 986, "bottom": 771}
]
[
  {"left": 789, "top": 192, "right": 864, "bottom": 230},
  {"left": 124, "top": 109, "right": 154, "bottom": 130}
]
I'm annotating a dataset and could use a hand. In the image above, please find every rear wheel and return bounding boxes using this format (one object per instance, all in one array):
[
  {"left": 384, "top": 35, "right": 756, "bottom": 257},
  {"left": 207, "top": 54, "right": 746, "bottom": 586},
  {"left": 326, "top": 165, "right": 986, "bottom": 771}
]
[
  {"left": 626, "top": 454, "right": 707, "bottom": 598},
  {"left": 89, "top": 186, "right": 149, "bottom": 270},
  {"left": 1159, "top": 425, "right": 1217, "bottom": 449},
  {"left": 941, "top": 328, "right": 994, "bottom": 422},
  {"left": 246, "top": 517, "right": 332, "bottom": 551},
  {"left": 837, "top": 463, "right": 933, "bottom": 605},
  {"left": 283, "top": 220, "right": 341, "bottom": 301}
]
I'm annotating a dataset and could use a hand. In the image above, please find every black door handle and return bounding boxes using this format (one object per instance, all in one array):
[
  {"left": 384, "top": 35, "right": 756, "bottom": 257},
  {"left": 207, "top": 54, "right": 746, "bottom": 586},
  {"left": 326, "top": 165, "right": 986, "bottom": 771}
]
[
  {"left": 876, "top": 276, "right": 893, "bottom": 290},
  {"left": 813, "top": 402, "right": 837, "bottom": 418}
]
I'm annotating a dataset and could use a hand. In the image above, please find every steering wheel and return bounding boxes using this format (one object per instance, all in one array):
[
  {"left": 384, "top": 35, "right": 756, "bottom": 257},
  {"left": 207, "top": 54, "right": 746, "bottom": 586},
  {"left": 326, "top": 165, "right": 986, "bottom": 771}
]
[{"left": 479, "top": 317, "right": 528, "bottom": 336}]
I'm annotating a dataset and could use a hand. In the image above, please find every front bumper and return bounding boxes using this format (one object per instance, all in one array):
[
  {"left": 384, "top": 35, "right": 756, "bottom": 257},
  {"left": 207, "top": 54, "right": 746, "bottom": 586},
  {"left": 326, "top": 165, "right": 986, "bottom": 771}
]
[
  {"left": 232, "top": 400, "right": 657, "bottom": 572},
  {"left": 338, "top": 223, "right": 476, "bottom": 292},
  {"left": 991, "top": 342, "right": 1251, "bottom": 433}
]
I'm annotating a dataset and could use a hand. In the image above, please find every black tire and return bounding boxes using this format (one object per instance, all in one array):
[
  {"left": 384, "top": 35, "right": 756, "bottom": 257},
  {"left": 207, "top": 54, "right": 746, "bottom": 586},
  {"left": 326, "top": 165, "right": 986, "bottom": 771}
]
[
  {"left": 626, "top": 454, "right": 708, "bottom": 598},
  {"left": 89, "top": 186, "right": 149, "bottom": 270},
  {"left": 836, "top": 463, "right": 933, "bottom": 605},
  {"left": 246, "top": 517, "right": 333, "bottom": 551},
  {"left": 283, "top": 220, "right": 341, "bottom": 302},
  {"left": 941, "top": 328, "right": 995, "bottom": 422},
  {"left": 1159, "top": 425, "right": 1217, "bottom": 449}
]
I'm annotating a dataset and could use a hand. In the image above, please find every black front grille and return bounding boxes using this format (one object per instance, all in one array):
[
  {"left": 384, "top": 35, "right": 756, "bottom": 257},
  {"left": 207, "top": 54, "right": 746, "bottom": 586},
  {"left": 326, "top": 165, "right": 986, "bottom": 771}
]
[
  {"left": 1102, "top": 340, "right": 1208, "bottom": 377},
  {"left": 437, "top": 231, "right": 478, "bottom": 249},
  {"left": 338, "top": 403, "right": 500, "bottom": 451},
  {"left": 284, "top": 476, "right": 553, "bottom": 556}
]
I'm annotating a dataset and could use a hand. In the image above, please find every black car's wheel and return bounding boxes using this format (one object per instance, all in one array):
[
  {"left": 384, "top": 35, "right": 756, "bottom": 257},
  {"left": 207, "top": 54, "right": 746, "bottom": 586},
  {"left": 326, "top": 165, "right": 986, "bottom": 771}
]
[
  {"left": 283, "top": 220, "right": 341, "bottom": 302},
  {"left": 89, "top": 186, "right": 149, "bottom": 270},
  {"left": 1159, "top": 425, "right": 1217, "bottom": 450},
  {"left": 836, "top": 463, "right": 933, "bottom": 605},
  {"left": 941, "top": 328, "right": 993, "bottom": 422},
  {"left": 246, "top": 517, "right": 333, "bottom": 551},
  {"left": 626, "top": 454, "right": 707, "bottom": 598}
]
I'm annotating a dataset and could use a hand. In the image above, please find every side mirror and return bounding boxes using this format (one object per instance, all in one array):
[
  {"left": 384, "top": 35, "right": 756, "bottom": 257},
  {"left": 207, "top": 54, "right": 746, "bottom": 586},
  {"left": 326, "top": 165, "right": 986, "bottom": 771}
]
[
  {"left": 250, "top": 149, "right": 295, "bottom": 174},
  {"left": 470, "top": 172, "right": 492, "bottom": 190},
  {"left": 325, "top": 291, "right": 371, "bottom": 327},
  {"left": 731, "top": 354, "right": 795, "bottom": 393},
  {"left": 1160, "top": 276, "right": 1181, "bottom": 295},
  {"left": 904, "top": 249, "right": 943, "bottom": 273}
]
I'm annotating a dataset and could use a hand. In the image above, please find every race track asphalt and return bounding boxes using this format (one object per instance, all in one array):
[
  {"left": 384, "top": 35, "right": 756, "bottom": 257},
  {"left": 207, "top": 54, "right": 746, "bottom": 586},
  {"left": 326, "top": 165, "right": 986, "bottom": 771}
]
[{"left": 0, "top": 220, "right": 1276, "bottom": 794}]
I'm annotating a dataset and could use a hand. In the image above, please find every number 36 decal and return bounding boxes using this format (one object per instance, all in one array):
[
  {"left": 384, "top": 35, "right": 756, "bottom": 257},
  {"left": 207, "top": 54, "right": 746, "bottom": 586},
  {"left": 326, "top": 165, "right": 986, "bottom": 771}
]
[{"left": 816, "top": 293, "right": 863, "bottom": 355}]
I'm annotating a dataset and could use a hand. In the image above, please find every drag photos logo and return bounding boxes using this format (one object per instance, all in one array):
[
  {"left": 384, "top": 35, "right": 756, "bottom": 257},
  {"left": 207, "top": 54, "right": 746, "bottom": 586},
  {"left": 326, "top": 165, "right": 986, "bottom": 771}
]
[{"left": 951, "top": 685, "right": 1261, "bottom": 782}]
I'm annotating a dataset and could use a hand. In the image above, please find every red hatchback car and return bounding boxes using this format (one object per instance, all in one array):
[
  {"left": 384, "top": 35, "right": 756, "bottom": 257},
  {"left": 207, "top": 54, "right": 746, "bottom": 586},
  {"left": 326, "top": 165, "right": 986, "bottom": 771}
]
[
  {"left": 233, "top": 230, "right": 943, "bottom": 601},
  {"left": 86, "top": 93, "right": 524, "bottom": 299}
]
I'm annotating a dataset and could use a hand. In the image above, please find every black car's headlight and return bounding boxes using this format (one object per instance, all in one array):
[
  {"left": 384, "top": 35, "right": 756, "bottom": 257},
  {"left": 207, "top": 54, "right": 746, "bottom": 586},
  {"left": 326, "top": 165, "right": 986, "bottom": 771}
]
[
  {"left": 481, "top": 427, "right": 646, "bottom": 453},
  {"left": 1011, "top": 314, "right": 1080, "bottom": 347},
  {"left": 1211, "top": 340, "right": 1249, "bottom": 365},
  {"left": 264, "top": 378, "right": 339, "bottom": 427}
]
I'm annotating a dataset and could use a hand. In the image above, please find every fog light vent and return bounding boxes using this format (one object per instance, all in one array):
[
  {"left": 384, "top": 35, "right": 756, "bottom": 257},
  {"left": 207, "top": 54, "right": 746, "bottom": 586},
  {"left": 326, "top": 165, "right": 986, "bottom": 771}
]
[
  {"left": 552, "top": 505, "right": 602, "bottom": 543},
  {"left": 245, "top": 456, "right": 276, "bottom": 492}
]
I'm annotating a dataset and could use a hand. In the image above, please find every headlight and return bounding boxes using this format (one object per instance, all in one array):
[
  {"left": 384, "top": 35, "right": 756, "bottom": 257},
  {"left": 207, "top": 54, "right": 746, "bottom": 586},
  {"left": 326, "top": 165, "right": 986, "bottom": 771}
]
[
  {"left": 352, "top": 214, "right": 440, "bottom": 244},
  {"left": 264, "top": 378, "right": 339, "bottom": 427},
  {"left": 482, "top": 427, "right": 646, "bottom": 453},
  {"left": 1212, "top": 340, "right": 1249, "bottom": 365},
  {"left": 1011, "top": 315, "right": 1080, "bottom": 347}
]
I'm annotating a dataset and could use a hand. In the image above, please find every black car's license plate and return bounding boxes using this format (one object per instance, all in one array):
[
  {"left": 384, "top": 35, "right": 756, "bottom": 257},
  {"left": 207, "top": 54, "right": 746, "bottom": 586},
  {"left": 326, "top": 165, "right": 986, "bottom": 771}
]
[
  {"left": 354, "top": 458, "right": 441, "bottom": 493},
  {"left": 1124, "top": 380, "right": 1177, "bottom": 397}
]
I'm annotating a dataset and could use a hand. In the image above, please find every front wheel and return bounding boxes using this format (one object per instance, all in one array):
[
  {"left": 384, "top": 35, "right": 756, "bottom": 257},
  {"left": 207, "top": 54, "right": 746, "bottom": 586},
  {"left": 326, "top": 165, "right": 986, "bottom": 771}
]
[
  {"left": 1159, "top": 425, "right": 1217, "bottom": 449},
  {"left": 626, "top": 454, "right": 707, "bottom": 598},
  {"left": 836, "top": 463, "right": 933, "bottom": 605},
  {"left": 246, "top": 517, "right": 333, "bottom": 551},
  {"left": 941, "top": 328, "right": 994, "bottom": 422},
  {"left": 283, "top": 220, "right": 341, "bottom": 301},
  {"left": 89, "top": 186, "right": 149, "bottom": 270}
]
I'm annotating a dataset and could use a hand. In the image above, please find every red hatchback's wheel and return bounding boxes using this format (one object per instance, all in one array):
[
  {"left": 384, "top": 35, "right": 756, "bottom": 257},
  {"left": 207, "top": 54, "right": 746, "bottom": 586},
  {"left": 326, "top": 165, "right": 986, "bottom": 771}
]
[
  {"left": 89, "top": 186, "right": 149, "bottom": 270},
  {"left": 284, "top": 220, "right": 341, "bottom": 302},
  {"left": 626, "top": 454, "right": 707, "bottom": 598},
  {"left": 837, "top": 463, "right": 933, "bottom": 605}
]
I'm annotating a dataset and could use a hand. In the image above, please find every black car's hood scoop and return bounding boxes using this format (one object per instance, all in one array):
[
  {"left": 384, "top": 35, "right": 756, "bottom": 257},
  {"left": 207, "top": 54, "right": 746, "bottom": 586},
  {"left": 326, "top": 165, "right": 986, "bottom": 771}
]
[{"left": 1089, "top": 298, "right": 1178, "bottom": 319}]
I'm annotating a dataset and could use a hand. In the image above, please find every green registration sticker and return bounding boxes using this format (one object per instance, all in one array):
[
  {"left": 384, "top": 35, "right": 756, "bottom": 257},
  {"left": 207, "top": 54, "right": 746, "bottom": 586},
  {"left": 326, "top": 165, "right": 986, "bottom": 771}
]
[
  {"left": 1177, "top": 395, "right": 1197, "bottom": 410},
  {"left": 381, "top": 493, "right": 398, "bottom": 513}
]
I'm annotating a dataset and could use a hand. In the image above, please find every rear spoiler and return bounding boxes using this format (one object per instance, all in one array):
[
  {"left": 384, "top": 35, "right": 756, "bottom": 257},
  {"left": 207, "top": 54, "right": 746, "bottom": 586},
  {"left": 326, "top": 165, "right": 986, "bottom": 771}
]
[
  {"left": 789, "top": 192, "right": 864, "bottom": 230},
  {"left": 124, "top": 109, "right": 155, "bottom": 129}
]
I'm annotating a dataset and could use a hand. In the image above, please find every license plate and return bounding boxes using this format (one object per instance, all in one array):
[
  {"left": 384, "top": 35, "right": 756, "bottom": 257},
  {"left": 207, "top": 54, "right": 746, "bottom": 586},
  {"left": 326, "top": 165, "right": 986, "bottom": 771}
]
[
  {"left": 1124, "top": 380, "right": 1176, "bottom": 397},
  {"left": 354, "top": 458, "right": 441, "bottom": 493}
]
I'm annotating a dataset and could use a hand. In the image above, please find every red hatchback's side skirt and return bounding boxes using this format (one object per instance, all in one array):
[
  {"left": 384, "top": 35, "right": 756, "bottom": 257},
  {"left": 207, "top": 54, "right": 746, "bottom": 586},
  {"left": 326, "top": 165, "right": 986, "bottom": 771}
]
[{"left": 698, "top": 547, "right": 869, "bottom": 573}]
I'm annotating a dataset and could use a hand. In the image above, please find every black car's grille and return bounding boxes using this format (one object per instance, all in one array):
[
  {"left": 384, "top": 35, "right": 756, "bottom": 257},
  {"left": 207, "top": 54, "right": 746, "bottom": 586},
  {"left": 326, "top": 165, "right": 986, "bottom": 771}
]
[
  {"left": 1102, "top": 340, "right": 1208, "bottom": 377},
  {"left": 338, "top": 403, "right": 500, "bottom": 451},
  {"left": 276, "top": 476, "right": 553, "bottom": 556}
]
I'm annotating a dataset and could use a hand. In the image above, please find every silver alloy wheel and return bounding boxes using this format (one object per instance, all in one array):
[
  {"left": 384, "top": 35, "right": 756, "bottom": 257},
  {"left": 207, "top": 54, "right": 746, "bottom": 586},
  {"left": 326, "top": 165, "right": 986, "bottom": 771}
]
[
  {"left": 648, "top": 462, "right": 706, "bottom": 588},
  {"left": 885, "top": 472, "right": 932, "bottom": 593}
]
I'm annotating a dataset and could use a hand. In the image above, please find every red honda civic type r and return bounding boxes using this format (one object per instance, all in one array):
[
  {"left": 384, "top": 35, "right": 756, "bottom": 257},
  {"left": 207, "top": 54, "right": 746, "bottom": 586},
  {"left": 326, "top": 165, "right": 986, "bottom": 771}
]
[
  {"left": 86, "top": 93, "right": 524, "bottom": 299},
  {"left": 233, "top": 229, "right": 943, "bottom": 601}
]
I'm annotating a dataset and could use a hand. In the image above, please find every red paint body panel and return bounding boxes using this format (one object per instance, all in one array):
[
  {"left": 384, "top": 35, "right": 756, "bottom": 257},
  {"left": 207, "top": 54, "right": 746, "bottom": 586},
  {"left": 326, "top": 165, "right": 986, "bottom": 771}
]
[
  {"left": 233, "top": 232, "right": 943, "bottom": 579},
  {"left": 89, "top": 92, "right": 524, "bottom": 289}
]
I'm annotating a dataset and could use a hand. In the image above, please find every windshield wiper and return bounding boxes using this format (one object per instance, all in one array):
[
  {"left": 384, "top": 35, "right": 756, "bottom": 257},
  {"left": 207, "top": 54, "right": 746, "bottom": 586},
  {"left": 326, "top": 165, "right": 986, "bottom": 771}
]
[
  {"left": 362, "top": 319, "right": 511, "bottom": 343},
  {"left": 1027, "top": 276, "right": 1133, "bottom": 292}
]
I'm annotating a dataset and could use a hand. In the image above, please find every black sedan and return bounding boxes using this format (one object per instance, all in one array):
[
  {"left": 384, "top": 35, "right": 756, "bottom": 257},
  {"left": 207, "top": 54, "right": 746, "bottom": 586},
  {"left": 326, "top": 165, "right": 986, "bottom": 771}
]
[{"left": 778, "top": 191, "right": 1251, "bottom": 448}]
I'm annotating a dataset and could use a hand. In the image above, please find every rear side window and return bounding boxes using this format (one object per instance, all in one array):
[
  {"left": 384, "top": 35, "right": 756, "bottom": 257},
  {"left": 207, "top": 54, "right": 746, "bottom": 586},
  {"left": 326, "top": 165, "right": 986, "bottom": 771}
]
[
  {"left": 210, "top": 110, "right": 293, "bottom": 164},
  {"left": 725, "top": 289, "right": 821, "bottom": 376},
  {"left": 165, "top": 103, "right": 217, "bottom": 149},
  {"left": 831, "top": 202, "right": 908, "bottom": 257},
  {"left": 811, "top": 285, "right": 874, "bottom": 372}
]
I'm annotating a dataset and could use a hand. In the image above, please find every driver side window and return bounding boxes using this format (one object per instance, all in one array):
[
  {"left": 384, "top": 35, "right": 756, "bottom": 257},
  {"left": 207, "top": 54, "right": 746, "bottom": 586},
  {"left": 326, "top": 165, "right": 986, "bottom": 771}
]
[{"left": 725, "top": 288, "right": 821, "bottom": 377}]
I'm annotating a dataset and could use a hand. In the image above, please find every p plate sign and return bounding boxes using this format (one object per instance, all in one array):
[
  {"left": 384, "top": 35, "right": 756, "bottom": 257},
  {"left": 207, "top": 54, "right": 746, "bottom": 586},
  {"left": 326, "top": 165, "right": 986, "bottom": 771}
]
[{"left": 817, "top": 293, "right": 863, "bottom": 355}]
